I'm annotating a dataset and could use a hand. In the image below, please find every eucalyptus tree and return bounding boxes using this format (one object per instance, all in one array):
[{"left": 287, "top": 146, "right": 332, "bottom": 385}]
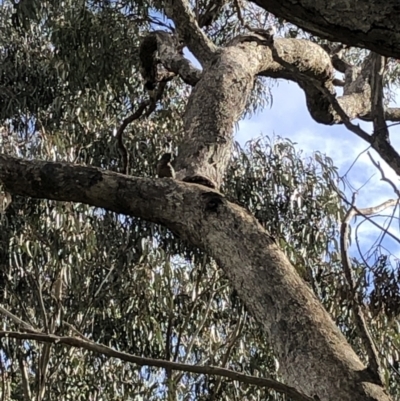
[{"left": 0, "top": 1, "right": 399, "bottom": 401}]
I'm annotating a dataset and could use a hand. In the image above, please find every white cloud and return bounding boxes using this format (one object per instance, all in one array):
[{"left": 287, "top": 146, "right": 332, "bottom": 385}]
[
  {"left": 236, "top": 80, "right": 400, "bottom": 260},
  {"left": 183, "top": 46, "right": 399, "bottom": 261}
]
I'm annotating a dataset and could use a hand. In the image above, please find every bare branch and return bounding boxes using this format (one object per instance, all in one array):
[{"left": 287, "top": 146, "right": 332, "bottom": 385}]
[
  {"left": 38, "top": 343, "right": 51, "bottom": 401},
  {"left": 0, "top": 356, "right": 7, "bottom": 401},
  {"left": 360, "top": 108, "right": 400, "bottom": 122},
  {"left": 337, "top": 193, "right": 400, "bottom": 246},
  {"left": 340, "top": 194, "right": 383, "bottom": 384},
  {"left": 356, "top": 198, "right": 400, "bottom": 216},
  {"left": 0, "top": 305, "right": 36, "bottom": 332},
  {"left": 0, "top": 330, "right": 313, "bottom": 401},
  {"left": 17, "top": 351, "right": 32, "bottom": 401},
  {"left": 115, "top": 80, "right": 173, "bottom": 174},
  {"left": 209, "top": 313, "right": 247, "bottom": 400},
  {"left": 116, "top": 102, "right": 149, "bottom": 174},
  {"left": 32, "top": 267, "right": 49, "bottom": 334},
  {"left": 368, "top": 152, "right": 400, "bottom": 198}
]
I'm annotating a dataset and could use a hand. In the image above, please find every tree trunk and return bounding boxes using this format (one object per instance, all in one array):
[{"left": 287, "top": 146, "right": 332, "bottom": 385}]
[
  {"left": 0, "top": 155, "right": 392, "bottom": 401},
  {"left": 0, "top": 2, "right": 397, "bottom": 400}
]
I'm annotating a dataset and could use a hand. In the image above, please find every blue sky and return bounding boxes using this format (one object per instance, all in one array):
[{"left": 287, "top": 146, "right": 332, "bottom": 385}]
[
  {"left": 183, "top": 48, "right": 400, "bottom": 262},
  {"left": 238, "top": 80, "right": 400, "bottom": 193},
  {"left": 237, "top": 79, "right": 400, "bottom": 261}
]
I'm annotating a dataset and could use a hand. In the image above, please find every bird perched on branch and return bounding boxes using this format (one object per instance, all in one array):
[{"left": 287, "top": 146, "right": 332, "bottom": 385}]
[{"left": 156, "top": 153, "right": 176, "bottom": 178}]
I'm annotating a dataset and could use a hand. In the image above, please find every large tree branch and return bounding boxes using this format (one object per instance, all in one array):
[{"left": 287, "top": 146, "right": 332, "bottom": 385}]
[
  {"left": 175, "top": 37, "right": 335, "bottom": 188},
  {"left": 174, "top": 36, "right": 400, "bottom": 189},
  {"left": 0, "top": 154, "right": 392, "bottom": 401},
  {"left": 265, "top": 42, "right": 400, "bottom": 176},
  {"left": 250, "top": 0, "right": 400, "bottom": 59},
  {"left": 155, "top": 0, "right": 217, "bottom": 64},
  {"left": 360, "top": 109, "right": 400, "bottom": 122}
]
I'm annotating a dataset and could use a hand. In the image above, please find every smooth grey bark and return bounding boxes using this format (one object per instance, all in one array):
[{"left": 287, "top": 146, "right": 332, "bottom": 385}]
[
  {"left": 149, "top": 34, "right": 400, "bottom": 187},
  {"left": 1, "top": 1, "right": 398, "bottom": 401},
  {"left": 147, "top": 0, "right": 400, "bottom": 185},
  {"left": 251, "top": 0, "right": 400, "bottom": 59},
  {"left": 0, "top": 155, "right": 392, "bottom": 401}
]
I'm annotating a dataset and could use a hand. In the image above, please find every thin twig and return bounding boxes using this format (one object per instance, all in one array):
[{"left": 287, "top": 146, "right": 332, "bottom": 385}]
[
  {"left": 366, "top": 151, "right": 400, "bottom": 250},
  {"left": 340, "top": 194, "right": 383, "bottom": 384},
  {"left": 34, "top": 268, "right": 49, "bottom": 333},
  {"left": 0, "top": 354, "right": 5, "bottom": 401},
  {"left": 17, "top": 349, "right": 32, "bottom": 401},
  {"left": 172, "top": 271, "right": 221, "bottom": 385},
  {"left": 210, "top": 313, "right": 247, "bottom": 401},
  {"left": 181, "top": 276, "right": 218, "bottom": 365},
  {"left": 115, "top": 102, "right": 149, "bottom": 175},
  {"left": 0, "top": 305, "right": 36, "bottom": 332},
  {"left": 368, "top": 152, "right": 400, "bottom": 198},
  {"left": 172, "top": 266, "right": 209, "bottom": 362},
  {"left": 337, "top": 192, "right": 400, "bottom": 246},
  {"left": 116, "top": 77, "right": 172, "bottom": 174},
  {"left": 340, "top": 146, "right": 372, "bottom": 180},
  {"left": 233, "top": 0, "right": 246, "bottom": 27}
]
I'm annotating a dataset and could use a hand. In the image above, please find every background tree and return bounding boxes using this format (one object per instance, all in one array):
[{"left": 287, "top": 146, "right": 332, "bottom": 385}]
[{"left": 0, "top": 1, "right": 399, "bottom": 401}]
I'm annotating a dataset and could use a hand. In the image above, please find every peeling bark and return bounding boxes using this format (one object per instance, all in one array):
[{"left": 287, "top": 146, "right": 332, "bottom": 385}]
[
  {"left": 0, "top": 155, "right": 392, "bottom": 401},
  {"left": 251, "top": 0, "right": 400, "bottom": 59}
]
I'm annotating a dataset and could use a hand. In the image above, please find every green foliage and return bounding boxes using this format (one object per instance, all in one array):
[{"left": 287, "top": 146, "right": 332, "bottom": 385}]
[
  {"left": 0, "top": 1, "right": 399, "bottom": 400},
  {"left": 0, "top": 131, "right": 349, "bottom": 401},
  {"left": 224, "top": 137, "right": 343, "bottom": 281}
]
